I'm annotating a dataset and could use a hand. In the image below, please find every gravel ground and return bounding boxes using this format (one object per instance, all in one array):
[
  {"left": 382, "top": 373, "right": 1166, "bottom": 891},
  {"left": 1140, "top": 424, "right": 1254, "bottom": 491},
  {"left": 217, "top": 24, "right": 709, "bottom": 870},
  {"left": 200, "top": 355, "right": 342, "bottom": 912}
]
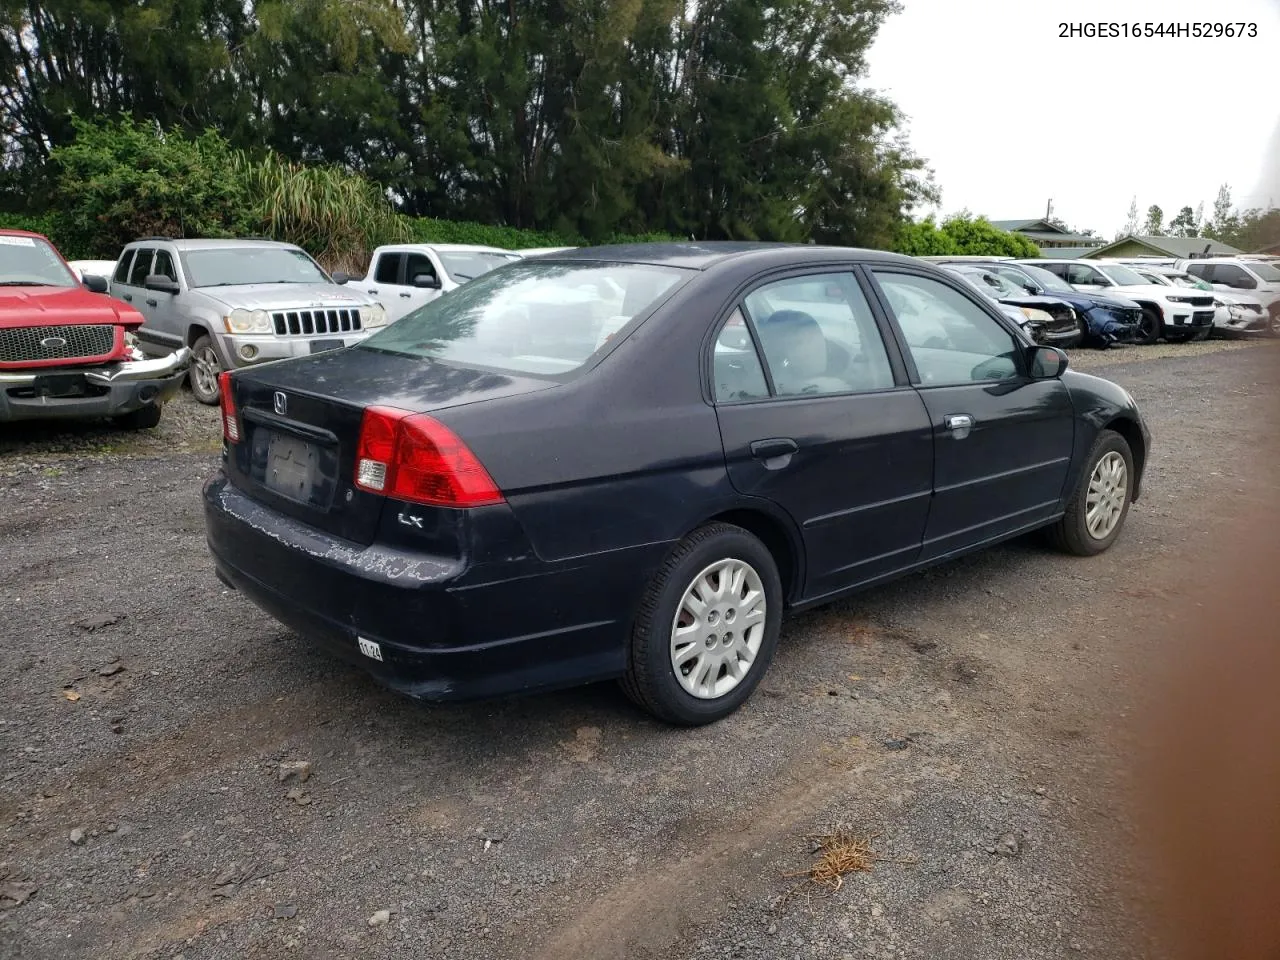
[{"left": 2, "top": 341, "right": 1277, "bottom": 960}]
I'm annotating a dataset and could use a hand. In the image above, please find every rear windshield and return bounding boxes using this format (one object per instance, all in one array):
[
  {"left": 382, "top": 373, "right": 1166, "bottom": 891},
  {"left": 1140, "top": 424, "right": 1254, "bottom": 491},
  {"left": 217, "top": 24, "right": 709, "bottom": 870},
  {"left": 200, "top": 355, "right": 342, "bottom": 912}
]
[
  {"left": 360, "top": 260, "right": 688, "bottom": 377},
  {"left": 1247, "top": 261, "right": 1280, "bottom": 282},
  {"left": 0, "top": 235, "right": 77, "bottom": 288}
]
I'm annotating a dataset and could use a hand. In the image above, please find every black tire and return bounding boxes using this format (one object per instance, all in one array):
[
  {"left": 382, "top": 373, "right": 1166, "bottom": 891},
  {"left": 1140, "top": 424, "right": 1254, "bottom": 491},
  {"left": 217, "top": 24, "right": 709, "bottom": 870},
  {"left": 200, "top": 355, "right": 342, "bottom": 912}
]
[
  {"left": 1134, "top": 306, "right": 1162, "bottom": 345},
  {"left": 621, "top": 522, "right": 783, "bottom": 726},
  {"left": 112, "top": 403, "right": 162, "bottom": 430},
  {"left": 189, "top": 334, "right": 222, "bottom": 405},
  {"left": 1047, "top": 429, "right": 1134, "bottom": 557},
  {"left": 1268, "top": 306, "right": 1280, "bottom": 339}
]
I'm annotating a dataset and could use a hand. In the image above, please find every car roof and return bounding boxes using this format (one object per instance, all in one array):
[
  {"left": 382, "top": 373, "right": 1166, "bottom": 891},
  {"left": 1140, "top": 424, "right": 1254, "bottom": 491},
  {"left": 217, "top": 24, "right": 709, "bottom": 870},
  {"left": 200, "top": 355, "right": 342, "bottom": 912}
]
[
  {"left": 0, "top": 228, "right": 46, "bottom": 239},
  {"left": 383, "top": 243, "right": 520, "bottom": 254},
  {"left": 124, "top": 238, "right": 301, "bottom": 251},
  {"left": 537, "top": 241, "right": 921, "bottom": 270}
]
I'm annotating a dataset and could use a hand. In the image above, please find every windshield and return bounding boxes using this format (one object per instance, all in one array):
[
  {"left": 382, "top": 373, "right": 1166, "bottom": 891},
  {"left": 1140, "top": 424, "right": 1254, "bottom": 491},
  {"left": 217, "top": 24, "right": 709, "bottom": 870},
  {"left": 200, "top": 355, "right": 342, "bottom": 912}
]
[
  {"left": 945, "top": 268, "right": 1007, "bottom": 300},
  {"left": 1009, "top": 263, "right": 1074, "bottom": 294},
  {"left": 1247, "top": 261, "right": 1280, "bottom": 282},
  {"left": 438, "top": 251, "right": 523, "bottom": 283},
  {"left": 0, "top": 235, "right": 78, "bottom": 288},
  {"left": 1168, "top": 273, "right": 1212, "bottom": 290},
  {"left": 360, "top": 260, "right": 688, "bottom": 377},
  {"left": 183, "top": 246, "right": 331, "bottom": 287},
  {"left": 1098, "top": 263, "right": 1149, "bottom": 286}
]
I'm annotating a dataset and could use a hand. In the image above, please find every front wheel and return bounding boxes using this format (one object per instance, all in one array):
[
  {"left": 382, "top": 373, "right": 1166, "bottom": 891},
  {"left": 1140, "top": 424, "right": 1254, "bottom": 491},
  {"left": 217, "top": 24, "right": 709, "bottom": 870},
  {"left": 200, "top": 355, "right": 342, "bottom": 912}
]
[
  {"left": 1048, "top": 429, "right": 1134, "bottom": 556},
  {"left": 1134, "top": 307, "right": 1162, "bottom": 345},
  {"left": 621, "top": 523, "right": 783, "bottom": 726},
  {"left": 189, "top": 335, "right": 222, "bottom": 405}
]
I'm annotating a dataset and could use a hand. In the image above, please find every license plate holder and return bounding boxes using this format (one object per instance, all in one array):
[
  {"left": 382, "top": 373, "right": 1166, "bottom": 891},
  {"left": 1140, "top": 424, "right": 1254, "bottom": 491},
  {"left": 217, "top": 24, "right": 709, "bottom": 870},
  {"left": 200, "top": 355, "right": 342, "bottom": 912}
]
[
  {"left": 263, "top": 431, "right": 320, "bottom": 503},
  {"left": 309, "top": 339, "right": 344, "bottom": 355},
  {"left": 33, "top": 373, "right": 87, "bottom": 397}
]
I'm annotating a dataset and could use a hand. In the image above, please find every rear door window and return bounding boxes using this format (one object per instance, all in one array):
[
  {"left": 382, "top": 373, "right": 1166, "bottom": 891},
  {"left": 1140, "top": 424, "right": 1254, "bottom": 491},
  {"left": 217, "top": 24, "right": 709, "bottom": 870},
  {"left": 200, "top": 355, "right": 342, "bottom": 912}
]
[
  {"left": 741, "top": 272, "right": 895, "bottom": 396},
  {"left": 128, "top": 248, "right": 154, "bottom": 285},
  {"left": 113, "top": 251, "right": 135, "bottom": 283}
]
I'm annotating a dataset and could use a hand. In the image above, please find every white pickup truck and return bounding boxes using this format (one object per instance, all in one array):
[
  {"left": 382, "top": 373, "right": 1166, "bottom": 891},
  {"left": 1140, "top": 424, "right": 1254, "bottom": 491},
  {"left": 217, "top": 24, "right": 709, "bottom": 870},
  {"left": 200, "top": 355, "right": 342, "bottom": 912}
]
[{"left": 355, "top": 243, "right": 523, "bottom": 322}]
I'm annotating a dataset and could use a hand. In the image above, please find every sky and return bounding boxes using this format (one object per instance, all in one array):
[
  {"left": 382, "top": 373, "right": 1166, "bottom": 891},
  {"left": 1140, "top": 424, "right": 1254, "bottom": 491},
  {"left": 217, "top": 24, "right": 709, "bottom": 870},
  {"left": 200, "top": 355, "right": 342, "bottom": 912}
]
[{"left": 864, "top": 0, "right": 1280, "bottom": 237}]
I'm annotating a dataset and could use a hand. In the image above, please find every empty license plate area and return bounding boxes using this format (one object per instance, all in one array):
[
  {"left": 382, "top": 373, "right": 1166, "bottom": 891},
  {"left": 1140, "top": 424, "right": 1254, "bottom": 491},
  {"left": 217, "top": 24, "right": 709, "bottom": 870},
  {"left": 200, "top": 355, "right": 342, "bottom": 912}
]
[
  {"left": 251, "top": 429, "right": 338, "bottom": 509},
  {"left": 309, "top": 339, "right": 344, "bottom": 355}
]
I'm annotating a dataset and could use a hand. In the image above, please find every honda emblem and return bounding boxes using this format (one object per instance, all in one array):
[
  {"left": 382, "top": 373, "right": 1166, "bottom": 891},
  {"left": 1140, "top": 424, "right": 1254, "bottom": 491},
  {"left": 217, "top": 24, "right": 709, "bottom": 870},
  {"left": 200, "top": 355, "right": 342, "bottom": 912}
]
[{"left": 273, "top": 391, "right": 288, "bottom": 416}]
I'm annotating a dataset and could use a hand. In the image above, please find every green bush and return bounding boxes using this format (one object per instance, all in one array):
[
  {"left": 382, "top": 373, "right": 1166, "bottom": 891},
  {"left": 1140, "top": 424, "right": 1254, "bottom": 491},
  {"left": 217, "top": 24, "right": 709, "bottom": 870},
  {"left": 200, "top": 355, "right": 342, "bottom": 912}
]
[
  {"left": 239, "top": 153, "right": 410, "bottom": 273},
  {"left": 50, "top": 116, "right": 252, "bottom": 259},
  {"left": 406, "top": 217, "right": 572, "bottom": 250},
  {"left": 892, "top": 214, "right": 1040, "bottom": 258}
]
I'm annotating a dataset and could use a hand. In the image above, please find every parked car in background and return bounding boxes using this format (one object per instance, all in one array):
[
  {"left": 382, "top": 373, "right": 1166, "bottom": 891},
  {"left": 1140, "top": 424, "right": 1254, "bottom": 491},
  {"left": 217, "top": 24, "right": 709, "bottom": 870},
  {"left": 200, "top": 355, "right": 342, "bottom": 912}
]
[
  {"left": 112, "top": 238, "right": 385, "bottom": 405},
  {"left": 68, "top": 259, "right": 119, "bottom": 284},
  {"left": 940, "top": 264, "right": 1083, "bottom": 349},
  {"left": 1, "top": 230, "right": 189, "bottom": 427},
  {"left": 1020, "top": 258, "right": 1214, "bottom": 344},
  {"left": 206, "top": 243, "right": 1149, "bottom": 725},
  {"left": 1175, "top": 257, "right": 1280, "bottom": 335},
  {"left": 357, "top": 244, "right": 524, "bottom": 322},
  {"left": 924, "top": 257, "right": 1141, "bottom": 347},
  {"left": 1126, "top": 263, "right": 1268, "bottom": 338}
]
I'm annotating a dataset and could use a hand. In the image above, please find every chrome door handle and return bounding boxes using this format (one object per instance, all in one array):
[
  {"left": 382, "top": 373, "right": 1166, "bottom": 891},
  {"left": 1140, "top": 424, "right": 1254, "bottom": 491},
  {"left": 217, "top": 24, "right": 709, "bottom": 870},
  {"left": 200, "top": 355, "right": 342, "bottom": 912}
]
[{"left": 944, "top": 414, "right": 973, "bottom": 439}]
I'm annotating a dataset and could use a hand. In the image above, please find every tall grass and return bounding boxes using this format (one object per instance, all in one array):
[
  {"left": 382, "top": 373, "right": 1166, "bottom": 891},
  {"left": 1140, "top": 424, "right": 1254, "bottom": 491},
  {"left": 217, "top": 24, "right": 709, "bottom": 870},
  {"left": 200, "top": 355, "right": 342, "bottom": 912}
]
[{"left": 237, "top": 153, "right": 410, "bottom": 273}]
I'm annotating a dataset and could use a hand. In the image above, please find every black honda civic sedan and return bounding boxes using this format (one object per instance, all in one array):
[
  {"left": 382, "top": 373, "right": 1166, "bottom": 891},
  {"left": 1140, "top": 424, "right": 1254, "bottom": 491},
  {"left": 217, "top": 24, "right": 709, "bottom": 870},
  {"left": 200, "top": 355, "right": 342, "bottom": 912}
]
[{"left": 204, "top": 243, "right": 1150, "bottom": 725}]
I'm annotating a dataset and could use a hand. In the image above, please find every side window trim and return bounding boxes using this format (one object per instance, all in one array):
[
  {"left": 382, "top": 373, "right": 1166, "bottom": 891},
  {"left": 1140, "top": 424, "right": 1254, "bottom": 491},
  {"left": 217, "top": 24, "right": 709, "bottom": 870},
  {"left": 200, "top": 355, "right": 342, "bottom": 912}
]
[{"left": 862, "top": 266, "right": 1029, "bottom": 386}]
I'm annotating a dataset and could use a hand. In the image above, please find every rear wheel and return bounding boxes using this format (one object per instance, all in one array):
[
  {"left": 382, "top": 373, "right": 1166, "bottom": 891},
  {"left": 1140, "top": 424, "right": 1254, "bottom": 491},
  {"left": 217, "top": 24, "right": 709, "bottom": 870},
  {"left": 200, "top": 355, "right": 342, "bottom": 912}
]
[
  {"left": 621, "top": 522, "right": 783, "bottom": 726},
  {"left": 1048, "top": 429, "right": 1134, "bottom": 557},
  {"left": 1268, "top": 306, "right": 1280, "bottom": 338},
  {"left": 1134, "top": 306, "right": 1162, "bottom": 345},
  {"left": 111, "top": 403, "right": 162, "bottom": 430},
  {"left": 189, "top": 335, "right": 222, "bottom": 405}
]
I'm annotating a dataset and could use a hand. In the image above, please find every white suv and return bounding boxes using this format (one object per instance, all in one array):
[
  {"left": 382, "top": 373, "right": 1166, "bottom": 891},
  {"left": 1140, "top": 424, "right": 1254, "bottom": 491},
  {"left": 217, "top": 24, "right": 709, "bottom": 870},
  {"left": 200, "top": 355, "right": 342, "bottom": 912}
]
[
  {"left": 1023, "top": 258, "right": 1215, "bottom": 344},
  {"left": 1176, "top": 257, "right": 1280, "bottom": 336}
]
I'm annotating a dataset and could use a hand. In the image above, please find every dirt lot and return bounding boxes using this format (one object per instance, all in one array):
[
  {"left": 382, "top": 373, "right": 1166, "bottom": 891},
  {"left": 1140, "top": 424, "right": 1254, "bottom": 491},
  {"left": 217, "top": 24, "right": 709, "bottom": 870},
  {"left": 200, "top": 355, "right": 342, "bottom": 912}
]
[{"left": 2, "top": 340, "right": 1277, "bottom": 960}]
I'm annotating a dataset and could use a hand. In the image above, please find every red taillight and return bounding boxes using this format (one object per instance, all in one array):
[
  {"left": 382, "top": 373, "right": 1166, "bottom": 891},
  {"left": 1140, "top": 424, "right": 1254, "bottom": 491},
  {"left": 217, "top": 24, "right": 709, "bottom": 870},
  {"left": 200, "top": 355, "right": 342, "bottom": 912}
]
[
  {"left": 355, "top": 406, "right": 503, "bottom": 508},
  {"left": 218, "top": 371, "right": 240, "bottom": 443}
]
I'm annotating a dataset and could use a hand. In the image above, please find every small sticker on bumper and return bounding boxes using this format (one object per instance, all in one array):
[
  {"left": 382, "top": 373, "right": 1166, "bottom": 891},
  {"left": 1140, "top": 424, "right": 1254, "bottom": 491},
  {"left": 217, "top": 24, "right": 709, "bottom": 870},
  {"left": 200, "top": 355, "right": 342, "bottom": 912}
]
[{"left": 357, "top": 637, "right": 384, "bottom": 662}]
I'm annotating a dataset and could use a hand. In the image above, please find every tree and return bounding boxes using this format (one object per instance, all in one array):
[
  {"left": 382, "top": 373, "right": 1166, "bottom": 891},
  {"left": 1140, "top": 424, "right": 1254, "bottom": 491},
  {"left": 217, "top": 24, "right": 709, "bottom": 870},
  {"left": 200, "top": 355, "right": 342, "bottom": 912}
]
[
  {"left": 1169, "top": 205, "right": 1198, "bottom": 238},
  {"left": 1124, "top": 196, "right": 1139, "bottom": 235},
  {"left": 892, "top": 214, "right": 1039, "bottom": 258},
  {"left": 1205, "top": 184, "right": 1239, "bottom": 243},
  {"left": 1, "top": 0, "right": 934, "bottom": 247},
  {"left": 1143, "top": 204, "right": 1165, "bottom": 235}
]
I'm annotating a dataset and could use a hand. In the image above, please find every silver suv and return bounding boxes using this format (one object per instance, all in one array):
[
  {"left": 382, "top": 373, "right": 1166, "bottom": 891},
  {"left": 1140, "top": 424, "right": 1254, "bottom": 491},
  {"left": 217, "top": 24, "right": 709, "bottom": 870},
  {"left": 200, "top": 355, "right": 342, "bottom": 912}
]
[{"left": 111, "top": 238, "right": 387, "bottom": 404}]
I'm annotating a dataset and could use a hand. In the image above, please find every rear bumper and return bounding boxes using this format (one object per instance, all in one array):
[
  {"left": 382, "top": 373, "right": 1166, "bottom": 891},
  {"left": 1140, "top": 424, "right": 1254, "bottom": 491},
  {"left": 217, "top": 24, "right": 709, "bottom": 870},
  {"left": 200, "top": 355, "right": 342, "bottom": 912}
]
[
  {"left": 203, "top": 471, "right": 660, "bottom": 701},
  {"left": 0, "top": 348, "right": 190, "bottom": 423}
]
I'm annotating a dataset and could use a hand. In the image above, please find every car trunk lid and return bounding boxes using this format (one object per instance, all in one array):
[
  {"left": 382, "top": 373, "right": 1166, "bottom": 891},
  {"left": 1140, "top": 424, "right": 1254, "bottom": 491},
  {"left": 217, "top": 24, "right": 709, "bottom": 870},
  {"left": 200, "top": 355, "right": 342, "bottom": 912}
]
[{"left": 222, "top": 348, "right": 555, "bottom": 546}]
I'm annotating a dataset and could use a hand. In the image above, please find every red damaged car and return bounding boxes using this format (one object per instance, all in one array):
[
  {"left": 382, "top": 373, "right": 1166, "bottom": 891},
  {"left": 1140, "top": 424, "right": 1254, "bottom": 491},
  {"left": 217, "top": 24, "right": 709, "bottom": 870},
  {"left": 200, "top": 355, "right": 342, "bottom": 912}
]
[{"left": 1, "top": 229, "right": 189, "bottom": 427}]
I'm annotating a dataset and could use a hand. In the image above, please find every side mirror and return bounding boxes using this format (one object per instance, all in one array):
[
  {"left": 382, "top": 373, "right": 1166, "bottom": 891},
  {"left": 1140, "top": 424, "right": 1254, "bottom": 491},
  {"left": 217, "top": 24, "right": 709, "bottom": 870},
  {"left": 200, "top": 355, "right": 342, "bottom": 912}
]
[
  {"left": 144, "top": 274, "right": 180, "bottom": 295},
  {"left": 82, "top": 274, "right": 108, "bottom": 293},
  {"left": 1028, "top": 345, "right": 1069, "bottom": 379},
  {"left": 331, "top": 271, "right": 349, "bottom": 285},
  {"left": 413, "top": 273, "right": 442, "bottom": 289}
]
